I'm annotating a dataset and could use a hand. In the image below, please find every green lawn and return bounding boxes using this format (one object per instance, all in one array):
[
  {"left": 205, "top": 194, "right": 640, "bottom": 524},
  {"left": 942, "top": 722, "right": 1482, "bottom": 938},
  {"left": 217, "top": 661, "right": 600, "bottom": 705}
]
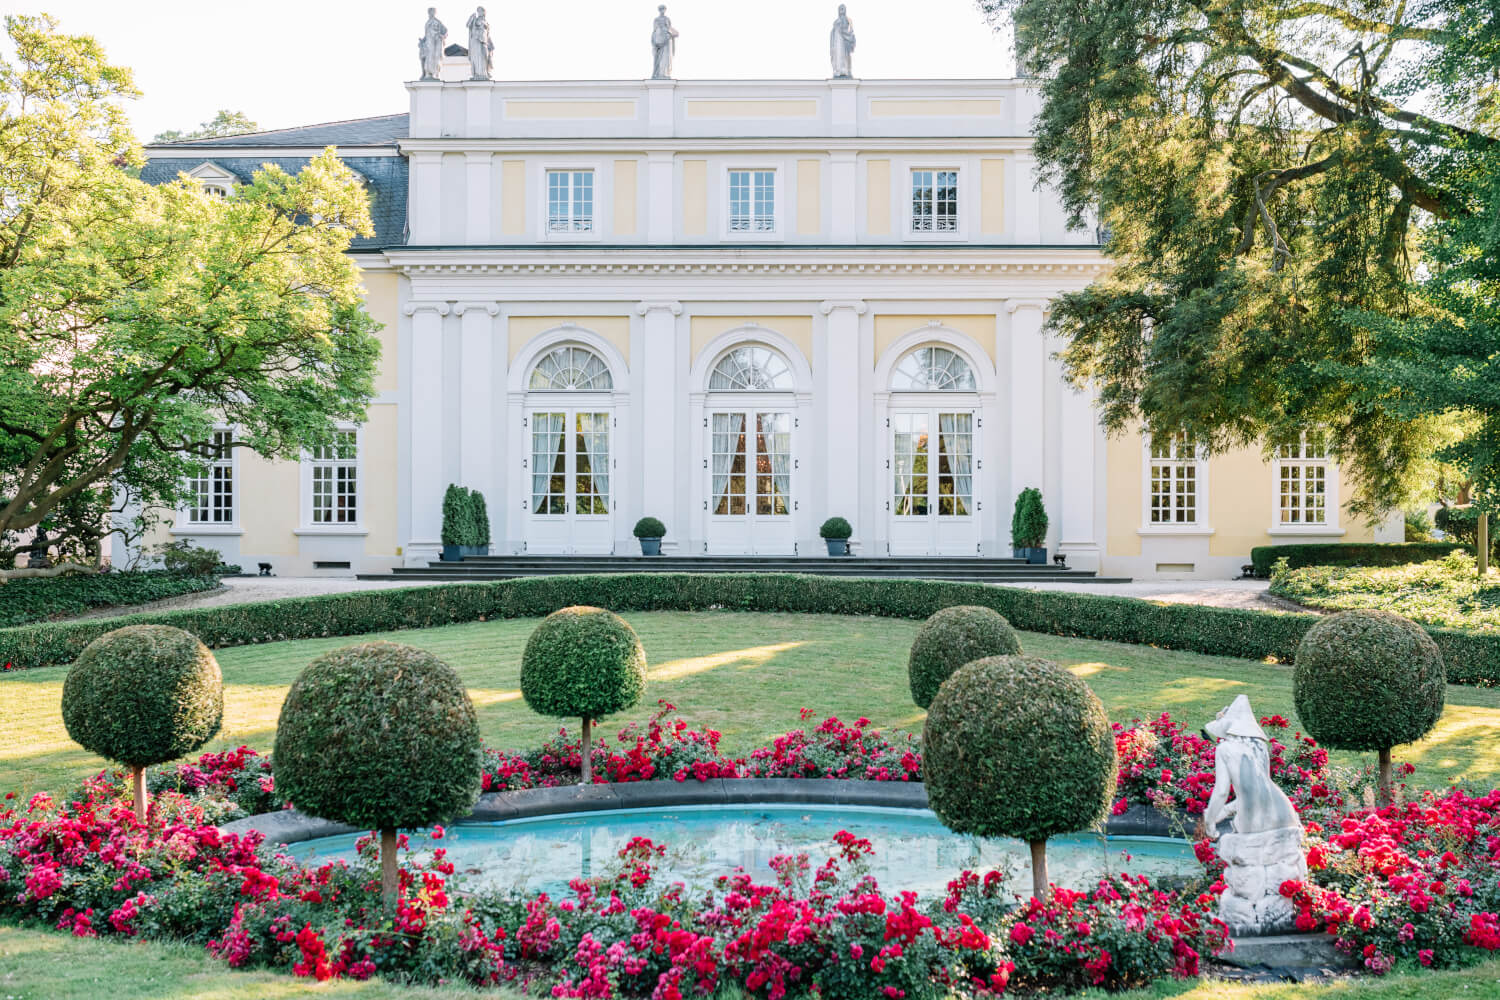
[
  {"left": 5, "top": 923, "right": 1499, "bottom": 1000},
  {"left": 5, "top": 610, "right": 1500, "bottom": 798}
]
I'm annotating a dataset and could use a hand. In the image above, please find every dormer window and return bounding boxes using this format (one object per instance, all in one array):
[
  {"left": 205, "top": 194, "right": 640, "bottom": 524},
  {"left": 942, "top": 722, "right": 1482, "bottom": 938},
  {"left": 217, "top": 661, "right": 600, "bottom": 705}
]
[{"left": 186, "top": 162, "right": 237, "bottom": 198}]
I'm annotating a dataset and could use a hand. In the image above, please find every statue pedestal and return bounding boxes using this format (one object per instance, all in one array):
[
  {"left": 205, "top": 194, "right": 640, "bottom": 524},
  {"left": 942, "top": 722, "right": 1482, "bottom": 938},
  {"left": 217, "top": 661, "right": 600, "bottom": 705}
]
[{"left": 1216, "top": 826, "right": 1307, "bottom": 936}]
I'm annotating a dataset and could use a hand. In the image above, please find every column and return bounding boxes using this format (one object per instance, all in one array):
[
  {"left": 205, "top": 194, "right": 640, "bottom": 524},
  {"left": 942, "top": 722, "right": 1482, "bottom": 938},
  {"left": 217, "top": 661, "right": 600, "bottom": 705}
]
[
  {"left": 820, "top": 300, "right": 867, "bottom": 553},
  {"left": 646, "top": 151, "right": 674, "bottom": 243},
  {"left": 408, "top": 152, "right": 442, "bottom": 245},
  {"left": 635, "top": 301, "right": 683, "bottom": 547},
  {"left": 1007, "top": 299, "right": 1048, "bottom": 503},
  {"left": 829, "top": 78, "right": 858, "bottom": 137},
  {"left": 405, "top": 302, "right": 449, "bottom": 564},
  {"left": 457, "top": 304, "right": 499, "bottom": 541},
  {"left": 829, "top": 152, "right": 857, "bottom": 242},
  {"left": 1058, "top": 379, "right": 1102, "bottom": 570},
  {"left": 463, "top": 81, "right": 490, "bottom": 137},
  {"left": 464, "top": 152, "right": 492, "bottom": 244}
]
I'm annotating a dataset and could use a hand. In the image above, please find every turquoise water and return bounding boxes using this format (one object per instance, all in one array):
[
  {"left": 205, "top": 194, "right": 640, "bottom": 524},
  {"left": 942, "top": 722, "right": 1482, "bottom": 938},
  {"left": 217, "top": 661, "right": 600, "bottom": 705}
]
[{"left": 288, "top": 805, "right": 1197, "bottom": 897}]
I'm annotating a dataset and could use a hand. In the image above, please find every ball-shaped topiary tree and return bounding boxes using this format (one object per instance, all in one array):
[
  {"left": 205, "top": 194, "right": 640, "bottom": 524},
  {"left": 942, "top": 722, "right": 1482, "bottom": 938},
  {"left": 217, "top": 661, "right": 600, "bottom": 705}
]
[
  {"left": 61, "top": 625, "right": 224, "bottom": 823},
  {"left": 520, "top": 606, "right": 647, "bottom": 783},
  {"left": 923, "top": 654, "right": 1116, "bottom": 900},
  {"left": 273, "top": 641, "right": 482, "bottom": 907},
  {"left": 907, "top": 605, "right": 1022, "bottom": 708},
  {"left": 1293, "top": 609, "right": 1445, "bottom": 802}
]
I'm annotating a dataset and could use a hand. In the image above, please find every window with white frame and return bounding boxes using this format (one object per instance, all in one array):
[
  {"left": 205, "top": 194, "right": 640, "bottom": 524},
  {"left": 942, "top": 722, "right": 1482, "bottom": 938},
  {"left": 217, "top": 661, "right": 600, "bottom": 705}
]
[
  {"left": 911, "top": 169, "right": 959, "bottom": 233},
  {"left": 728, "top": 169, "right": 776, "bottom": 232},
  {"left": 1149, "top": 433, "right": 1200, "bottom": 525},
  {"left": 186, "top": 429, "right": 235, "bottom": 525},
  {"left": 309, "top": 430, "right": 358, "bottom": 525},
  {"left": 546, "top": 170, "right": 594, "bottom": 232},
  {"left": 1276, "top": 431, "right": 1330, "bottom": 525}
]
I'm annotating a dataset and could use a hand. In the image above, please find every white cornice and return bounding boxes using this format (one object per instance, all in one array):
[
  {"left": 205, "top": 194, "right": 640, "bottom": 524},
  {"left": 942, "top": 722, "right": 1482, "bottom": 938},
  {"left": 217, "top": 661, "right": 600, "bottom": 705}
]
[
  {"left": 397, "top": 136, "right": 1035, "bottom": 154},
  {"left": 145, "top": 147, "right": 402, "bottom": 159}
]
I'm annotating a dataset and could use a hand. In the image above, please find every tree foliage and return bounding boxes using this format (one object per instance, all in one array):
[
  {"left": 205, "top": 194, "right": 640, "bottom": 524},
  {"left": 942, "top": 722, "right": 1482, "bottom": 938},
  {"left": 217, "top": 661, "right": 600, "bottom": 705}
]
[
  {"left": 980, "top": 0, "right": 1498, "bottom": 516},
  {"left": 152, "top": 109, "right": 258, "bottom": 144},
  {"left": 0, "top": 15, "right": 380, "bottom": 572}
]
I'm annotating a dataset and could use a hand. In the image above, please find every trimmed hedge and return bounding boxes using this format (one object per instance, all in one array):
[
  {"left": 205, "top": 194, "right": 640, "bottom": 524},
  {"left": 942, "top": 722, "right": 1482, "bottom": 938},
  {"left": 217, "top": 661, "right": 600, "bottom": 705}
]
[
  {"left": 1249, "top": 542, "right": 1466, "bottom": 577},
  {"left": 0, "top": 570, "right": 220, "bottom": 629},
  {"left": 3, "top": 572, "right": 1500, "bottom": 686}
]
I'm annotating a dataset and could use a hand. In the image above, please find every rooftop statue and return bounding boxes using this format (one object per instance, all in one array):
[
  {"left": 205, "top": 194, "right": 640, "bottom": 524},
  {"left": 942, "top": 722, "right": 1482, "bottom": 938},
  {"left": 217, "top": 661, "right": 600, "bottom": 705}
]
[
  {"left": 419, "top": 7, "right": 447, "bottom": 81},
  {"left": 651, "top": 5, "right": 679, "bottom": 80},
  {"left": 467, "top": 7, "right": 494, "bottom": 80},
  {"left": 830, "top": 5, "right": 856, "bottom": 79},
  {"left": 1203, "top": 695, "right": 1307, "bottom": 936}
]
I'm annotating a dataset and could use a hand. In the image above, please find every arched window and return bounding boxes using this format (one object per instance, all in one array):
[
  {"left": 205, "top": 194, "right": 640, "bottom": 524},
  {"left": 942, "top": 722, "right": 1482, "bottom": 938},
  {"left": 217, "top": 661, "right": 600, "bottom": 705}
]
[
  {"left": 708, "top": 345, "right": 794, "bottom": 391},
  {"left": 528, "top": 345, "right": 614, "bottom": 391},
  {"left": 890, "top": 346, "right": 976, "bottom": 391}
]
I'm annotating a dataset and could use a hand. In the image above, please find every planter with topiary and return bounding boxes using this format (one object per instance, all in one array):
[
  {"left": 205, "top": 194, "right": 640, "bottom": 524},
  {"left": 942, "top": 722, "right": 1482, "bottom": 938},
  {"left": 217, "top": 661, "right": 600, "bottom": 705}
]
[
  {"left": 466, "top": 489, "right": 491, "bottom": 558},
  {"left": 441, "top": 484, "right": 472, "bottom": 562},
  {"left": 61, "top": 625, "right": 225, "bottom": 823},
  {"left": 1011, "top": 488, "right": 1049, "bottom": 564},
  {"left": 907, "top": 605, "right": 1022, "bottom": 708},
  {"left": 1293, "top": 609, "right": 1445, "bottom": 803},
  {"left": 520, "top": 606, "right": 647, "bottom": 783},
  {"left": 633, "top": 517, "right": 666, "bottom": 556},
  {"left": 273, "top": 641, "right": 482, "bottom": 909},
  {"left": 820, "top": 516, "right": 853, "bottom": 557},
  {"left": 923, "top": 654, "right": 1116, "bottom": 900}
]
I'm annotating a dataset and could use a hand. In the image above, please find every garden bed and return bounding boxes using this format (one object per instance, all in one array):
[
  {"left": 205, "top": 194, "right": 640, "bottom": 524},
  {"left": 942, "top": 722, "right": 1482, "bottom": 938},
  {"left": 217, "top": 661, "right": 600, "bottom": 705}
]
[{"left": 1270, "top": 552, "right": 1500, "bottom": 633}]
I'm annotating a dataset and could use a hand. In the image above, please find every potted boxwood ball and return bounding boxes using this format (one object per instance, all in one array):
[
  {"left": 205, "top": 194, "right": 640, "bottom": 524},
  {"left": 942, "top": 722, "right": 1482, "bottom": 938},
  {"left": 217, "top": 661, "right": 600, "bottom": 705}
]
[
  {"left": 1010, "top": 487, "right": 1049, "bottom": 564},
  {"left": 633, "top": 517, "right": 667, "bottom": 555},
  {"left": 820, "top": 516, "right": 853, "bottom": 556}
]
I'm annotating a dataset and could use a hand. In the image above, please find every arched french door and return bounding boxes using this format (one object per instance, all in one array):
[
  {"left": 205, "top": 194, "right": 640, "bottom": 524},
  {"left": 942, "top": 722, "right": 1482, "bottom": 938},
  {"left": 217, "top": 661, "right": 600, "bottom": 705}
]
[
  {"left": 886, "top": 346, "right": 981, "bottom": 556},
  {"left": 703, "top": 345, "right": 797, "bottom": 555},
  {"left": 523, "top": 345, "right": 616, "bottom": 554}
]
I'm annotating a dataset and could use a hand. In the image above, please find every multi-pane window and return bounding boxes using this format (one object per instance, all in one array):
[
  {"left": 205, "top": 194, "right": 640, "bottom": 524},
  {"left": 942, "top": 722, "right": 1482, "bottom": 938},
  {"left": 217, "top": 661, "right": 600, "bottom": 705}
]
[
  {"left": 728, "top": 169, "right": 775, "bottom": 232},
  {"left": 911, "top": 169, "right": 958, "bottom": 233},
  {"left": 186, "top": 430, "right": 235, "bottom": 524},
  {"left": 547, "top": 170, "right": 594, "bottom": 232},
  {"left": 310, "top": 431, "right": 358, "bottom": 525},
  {"left": 892, "top": 413, "right": 930, "bottom": 516},
  {"left": 1149, "top": 433, "right": 1199, "bottom": 525},
  {"left": 1277, "top": 431, "right": 1329, "bottom": 525}
]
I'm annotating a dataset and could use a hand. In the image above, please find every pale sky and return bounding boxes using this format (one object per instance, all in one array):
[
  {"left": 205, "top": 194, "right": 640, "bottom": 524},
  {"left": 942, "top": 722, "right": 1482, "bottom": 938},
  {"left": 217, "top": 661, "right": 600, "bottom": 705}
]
[{"left": 22, "top": 1, "right": 1016, "bottom": 142}]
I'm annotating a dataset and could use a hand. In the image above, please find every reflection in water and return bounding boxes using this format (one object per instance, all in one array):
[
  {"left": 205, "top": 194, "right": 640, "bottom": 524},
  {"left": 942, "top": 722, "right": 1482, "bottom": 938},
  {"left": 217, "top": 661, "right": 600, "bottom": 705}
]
[{"left": 292, "top": 805, "right": 1195, "bottom": 898}]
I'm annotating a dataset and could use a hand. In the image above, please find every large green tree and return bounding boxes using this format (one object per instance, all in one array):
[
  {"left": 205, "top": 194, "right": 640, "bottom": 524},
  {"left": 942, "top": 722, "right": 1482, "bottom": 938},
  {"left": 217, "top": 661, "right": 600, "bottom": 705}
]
[
  {"left": 980, "top": 0, "right": 1497, "bottom": 518},
  {"left": 0, "top": 15, "right": 380, "bottom": 576}
]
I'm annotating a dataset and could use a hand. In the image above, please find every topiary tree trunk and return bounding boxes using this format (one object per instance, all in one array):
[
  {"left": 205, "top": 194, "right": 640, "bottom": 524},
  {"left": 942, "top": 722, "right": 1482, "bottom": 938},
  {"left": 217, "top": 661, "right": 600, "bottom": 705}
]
[
  {"left": 131, "top": 765, "right": 147, "bottom": 823},
  {"left": 1378, "top": 748, "right": 1393, "bottom": 806},
  {"left": 1028, "top": 839, "right": 1048, "bottom": 901},
  {"left": 380, "top": 827, "right": 399, "bottom": 911},
  {"left": 580, "top": 717, "right": 593, "bottom": 784}
]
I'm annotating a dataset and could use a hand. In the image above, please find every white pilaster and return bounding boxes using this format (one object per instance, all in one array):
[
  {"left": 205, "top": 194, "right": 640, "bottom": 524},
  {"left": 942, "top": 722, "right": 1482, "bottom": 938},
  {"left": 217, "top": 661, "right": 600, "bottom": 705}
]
[
  {"left": 829, "top": 78, "right": 858, "bottom": 137},
  {"left": 463, "top": 81, "right": 490, "bottom": 137},
  {"left": 408, "top": 152, "right": 443, "bottom": 245},
  {"left": 1007, "top": 299, "right": 1048, "bottom": 506},
  {"left": 1012, "top": 153, "right": 1043, "bottom": 243},
  {"left": 646, "top": 79, "right": 675, "bottom": 137},
  {"left": 408, "top": 81, "right": 442, "bottom": 139},
  {"left": 646, "top": 151, "right": 674, "bottom": 244},
  {"left": 1058, "top": 378, "right": 1101, "bottom": 570},
  {"left": 635, "top": 300, "right": 683, "bottom": 546},
  {"left": 405, "top": 301, "right": 449, "bottom": 564},
  {"left": 819, "top": 299, "right": 867, "bottom": 552},
  {"left": 457, "top": 304, "right": 499, "bottom": 548},
  {"left": 464, "top": 152, "right": 492, "bottom": 244},
  {"left": 830, "top": 152, "right": 857, "bottom": 242}
]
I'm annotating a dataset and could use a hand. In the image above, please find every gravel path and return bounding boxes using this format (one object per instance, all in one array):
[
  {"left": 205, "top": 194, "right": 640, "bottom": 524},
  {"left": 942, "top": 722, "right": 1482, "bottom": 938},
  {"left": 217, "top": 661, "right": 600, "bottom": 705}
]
[{"left": 54, "top": 573, "right": 1294, "bottom": 623}]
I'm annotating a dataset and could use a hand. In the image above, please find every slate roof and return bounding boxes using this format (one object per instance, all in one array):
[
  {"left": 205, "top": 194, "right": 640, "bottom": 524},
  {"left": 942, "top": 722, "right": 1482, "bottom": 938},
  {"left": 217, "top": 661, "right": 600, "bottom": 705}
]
[{"left": 142, "top": 115, "right": 409, "bottom": 249}]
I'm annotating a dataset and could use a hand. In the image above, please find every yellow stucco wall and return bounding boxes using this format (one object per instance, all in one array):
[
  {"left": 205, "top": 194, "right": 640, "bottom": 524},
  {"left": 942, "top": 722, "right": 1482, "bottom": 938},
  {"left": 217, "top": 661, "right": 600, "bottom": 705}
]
[
  {"left": 613, "top": 159, "right": 638, "bottom": 236},
  {"left": 1105, "top": 431, "right": 1143, "bottom": 557},
  {"left": 501, "top": 160, "right": 526, "bottom": 236},
  {"left": 689, "top": 316, "right": 815, "bottom": 373},
  {"left": 869, "top": 99, "right": 1005, "bottom": 117},
  {"left": 503, "top": 100, "right": 636, "bottom": 119},
  {"left": 684, "top": 100, "right": 818, "bottom": 118},
  {"left": 238, "top": 450, "right": 300, "bottom": 556},
  {"left": 682, "top": 159, "right": 707, "bottom": 236},
  {"left": 508, "top": 316, "right": 632, "bottom": 368},
  {"left": 361, "top": 405, "right": 398, "bottom": 558},
  {"left": 866, "top": 159, "right": 891, "bottom": 236},
  {"left": 360, "top": 270, "right": 399, "bottom": 394},
  {"left": 873, "top": 315, "right": 998, "bottom": 367},
  {"left": 796, "top": 159, "right": 821, "bottom": 236},
  {"left": 980, "top": 158, "right": 1005, "bottom": 234}
]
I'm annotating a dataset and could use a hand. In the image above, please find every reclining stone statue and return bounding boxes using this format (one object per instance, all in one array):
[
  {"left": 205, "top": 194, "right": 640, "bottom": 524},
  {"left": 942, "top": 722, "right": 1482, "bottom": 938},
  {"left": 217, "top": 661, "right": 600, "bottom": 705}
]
[{"left": 1203, "top": 695, "right": 1306, "bottom": 935}]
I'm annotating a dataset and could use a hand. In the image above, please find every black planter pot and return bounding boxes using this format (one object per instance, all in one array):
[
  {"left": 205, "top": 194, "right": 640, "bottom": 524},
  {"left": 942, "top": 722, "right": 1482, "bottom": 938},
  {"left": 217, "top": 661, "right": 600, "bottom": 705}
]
[
  {"left": 1013, "top": 546, "right": 1047, "bottom": 565},
  {"left": 824, "top": 538, "right": 850, "bottom": 556},
  {"left": 441, "top": 544, "right": 463, "bottom": 562},
  {"left": 462, "top": 544, "right": 488, "bottom": 558},
  {"left": 639, "top": 537, "right": 662, "bottom": 556}
]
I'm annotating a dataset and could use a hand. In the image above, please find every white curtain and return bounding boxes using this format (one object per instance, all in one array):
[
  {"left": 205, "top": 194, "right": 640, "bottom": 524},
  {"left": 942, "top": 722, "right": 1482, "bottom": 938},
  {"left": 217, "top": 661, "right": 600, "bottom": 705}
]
[
  {"left": 940, "top": 413, "right": 972, "bottom": 516},
  {"left": 711, "top": 413, "right": 745, "bottom": 515},
  {"left": 576, "top": 412, "right": 609, "bottom": 513},
  {"left": 761, "top": 412, "right": 792, "bottom": 515},
  {"left": 532, "top": 413, "right": 565, "bottom": 513}
]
